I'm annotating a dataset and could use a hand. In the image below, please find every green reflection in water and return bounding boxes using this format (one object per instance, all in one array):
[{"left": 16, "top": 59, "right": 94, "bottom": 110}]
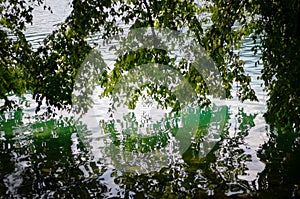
[
  {"left": 0, "top": 108, "right": 299, "bottom": 198},
  {"left": 0, "top": 110, "right": 106, "bottom": 198},
  {"left": 99, "top": 105, "right": 228, "bottom": 174},
  {"left": 115, "top": 108, "right": 258, "bottom": 198},
  {"left": 102, "top": 105, "right": 228, "bottom": 154}
]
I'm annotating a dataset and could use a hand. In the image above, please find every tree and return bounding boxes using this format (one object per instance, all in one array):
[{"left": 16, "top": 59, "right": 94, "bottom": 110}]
[
  {"left": 255, "top": 0, "right": 300, "bottom": 132},
  {"left": 0, "top": 0, "right": 299, "bottom": 131}
]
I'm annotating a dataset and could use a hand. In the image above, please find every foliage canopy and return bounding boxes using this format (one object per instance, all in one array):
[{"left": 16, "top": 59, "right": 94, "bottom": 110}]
[{"left": 0, "top": 0, "right": 299, "bottom": 131}]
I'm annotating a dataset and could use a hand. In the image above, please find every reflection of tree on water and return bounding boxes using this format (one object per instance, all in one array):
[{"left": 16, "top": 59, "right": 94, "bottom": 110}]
[
  {"left": 1, "top": 108, "right": 298, "bottom": 198},
  {"left": 113, "top": 108, "right": 263, "bottom": 198},
  {"left": 258, "top": 130, "right": 300, "bottom": 198},
  {"left": 0, "top": 110, "right": 107, "bottom": 197},
  {"left": 99, "top": 105, "right": 228, "bottom": 174}
]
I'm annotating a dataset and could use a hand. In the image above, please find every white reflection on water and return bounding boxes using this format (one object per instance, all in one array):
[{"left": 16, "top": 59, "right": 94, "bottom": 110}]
[{"left": 25, "top": 0, "right": 72, "bottom": 47}]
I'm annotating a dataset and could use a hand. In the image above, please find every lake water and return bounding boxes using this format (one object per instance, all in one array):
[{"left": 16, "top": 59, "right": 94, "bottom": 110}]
[{"left": 2, "top": 1, "right": 300, "bottom": 198}]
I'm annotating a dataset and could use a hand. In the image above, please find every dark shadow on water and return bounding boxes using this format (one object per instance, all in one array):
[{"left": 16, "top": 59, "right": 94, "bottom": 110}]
[{"left": 257, "top": 129, "right": 300, "bottom": 198}]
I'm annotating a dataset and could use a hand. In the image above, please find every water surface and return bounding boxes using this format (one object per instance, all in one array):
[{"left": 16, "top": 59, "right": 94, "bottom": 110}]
[{"left": 1, "top": 1, "right": 299, "bottom": 198}]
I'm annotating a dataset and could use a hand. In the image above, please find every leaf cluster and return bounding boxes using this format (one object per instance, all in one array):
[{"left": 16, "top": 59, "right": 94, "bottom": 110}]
[{"left": 1, "top": 0, "right": 299, "bottom": 131}]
